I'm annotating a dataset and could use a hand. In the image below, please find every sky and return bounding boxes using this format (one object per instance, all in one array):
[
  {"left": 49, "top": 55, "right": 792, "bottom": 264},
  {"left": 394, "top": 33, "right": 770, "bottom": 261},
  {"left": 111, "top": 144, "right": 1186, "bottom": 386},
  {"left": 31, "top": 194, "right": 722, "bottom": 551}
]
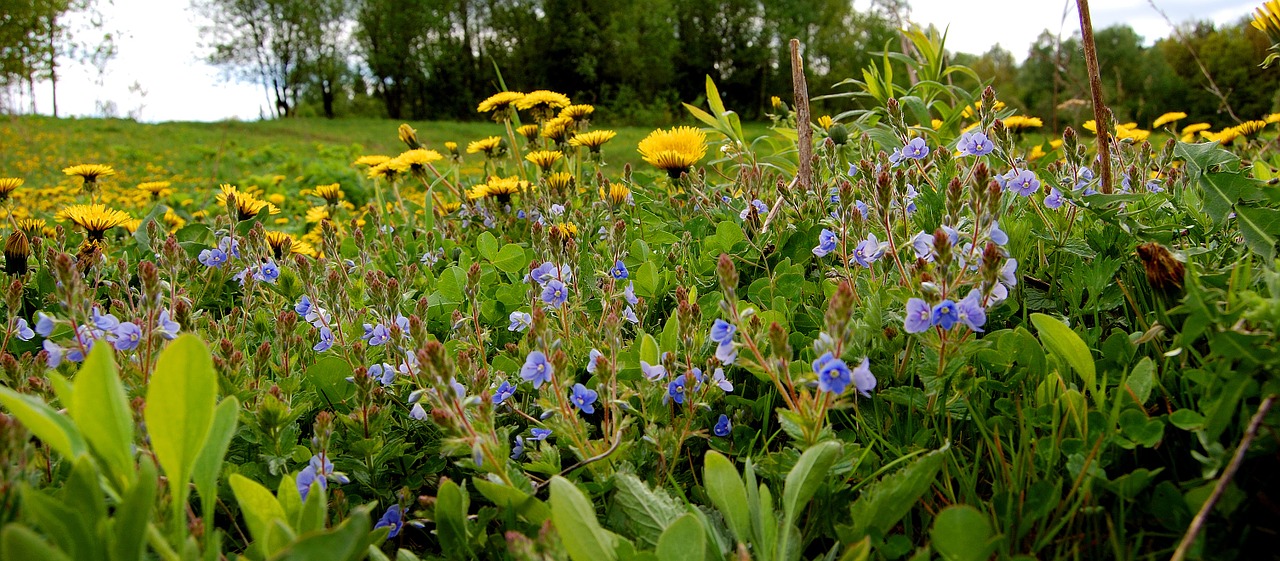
[{"left": 20, "top": 0, "right": 1262, "bottom": 123}]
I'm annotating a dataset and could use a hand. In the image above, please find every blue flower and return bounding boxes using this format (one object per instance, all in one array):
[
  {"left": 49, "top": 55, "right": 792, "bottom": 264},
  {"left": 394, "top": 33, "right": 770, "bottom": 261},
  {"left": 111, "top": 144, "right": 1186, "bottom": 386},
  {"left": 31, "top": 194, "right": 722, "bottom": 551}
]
[
  {"left": 623, "top": 306, "right": 639, "bottom": 324},
  {"left": 959, "top": 131, "right": 994, "bottom": 156},
  {"left": 110, "top": 322, "right": 142, "bottom": 351},
  {"left": 43, "top": 339, "right": 64, "bottom": 368},
  {"left": 1010, "top": 169, "right": 1040, "bottom": 196},
  {"left": 715, "top": 340, "right": 737, "bottom": 365},
  {"left": 904, "top": 298, "right": 933, "bottom": 333},
  {"left": 711, "top": 367, "right": 733, "bottom": 392},
  {"left": 508, "top": 311, "right": 532, "bottom": 332},
  {"left": 374, "top": 505, "right": 403, "bottom": 538},
  {"left": 35, "top": 312, "right": 56, "bottom": 337},
  {"left": 1044, "top": 188, "right": 1064, "bottom": 209},
  {"left": 586, "top": 348, "right": 603, "bottom": 373},
  {"left": 989, "top": 221, "right": 1008, "bottom": 246},
  {"left": 410, "top": 403, "right": 427, "bottom": 420},
  {"left": 520, "top": 351, "right": 553, "bottom": 389},
  {"left": 623, "top": 281, "right": 638, "bottom": 305},
  {"left": 714, "top": 414, "right": 732, "bottom": 437},
  {"left": 255, "top": 261, "right": 280, "bottom": 283},
  {"left": 368, "top": 363, "right": 398, "bottom": 386},
  {"left": 611, "top": 260, "right": 628, "bottom": 279},
  {"left": 156, "top": 310, "right": 180, "bottom": 340},
  {"left": 529, "top": 428, "right": 552, "bottom": 441},
  {"left": 313, "top": 327, "right": 334, "bottom": 352},
  {"left": 851, "top": 357, "right": 876, "bottom": 397},
  {"left": 957, "top": 292, "right": 987, "bottom": 332},
  {"left": 198, "top": 248, "right": 227, "bottom": 268},
  {"left": 362, "top": 323, "right": 391, "bottom": 346},
  {"left": 911, "top": 231, "right": 935, "bottom": 261},
  {"left": 233, "top": 267, "right": 252, "bottom": 285},
  {"left": 218, "top": 236, "right": 241, "bottom": 259},
  {"left": 903, "top": 137, "right": 930, "bottom": 159},
  {"left": 1000, "top": 258, "right": 1019, "bottom": 288},
  {"left": 297, "top": 465, "right": 325, "bottom": 502},
  {"left": 92, "top": 307, "right": 119, "bottom": 331},
  {"left": 852, "top": 233, "right": 886, "bottom": 268},
  {"left": 511, "top": 436, "right": 526, "bottom": 459},
  {"left": 854, "top": 200, "right": 869, "bottom": 220},
  {"left": 666, "top": 377, "right": 687, "bottom": 405},
  {"left": 570, "top": 383, "right": 598, "bottom": 414},
  {"left": 528, "top": 262, "right": 572, "bottom": 286},
  {"left": 813, "top": 229, "right": 838, "bottom": 257},
  {"left": 813, "top": 352, "right": 852, "bottom": 394},
  {"left": 450, "top": 379, "right": 466, "bottom": 400},
  {"left": 492, "top": 381, "right": 516, "bottom": 405},
  {"left": 931, "top": 300, "right": 959, "bottom": 330},
  {"left": 640, "top": 360, "right": 666, "bottom": 381},
  {"left": 14, "top": 318, "right": 34, "bottom": 341},
  {"left": 541, "top": 279, "right": 569, "bottom": 309},
  {"left": 709, "top": 319, "right": 736, "bottom": 345}
]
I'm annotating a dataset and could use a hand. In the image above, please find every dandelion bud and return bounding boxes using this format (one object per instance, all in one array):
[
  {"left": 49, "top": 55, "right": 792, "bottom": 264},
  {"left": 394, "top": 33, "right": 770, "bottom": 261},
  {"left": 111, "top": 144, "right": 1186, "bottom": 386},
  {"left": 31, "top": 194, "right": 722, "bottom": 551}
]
[
  {"left": 828, "top": 123, "right": 849, "bottom": 145},
  {"left": 1137, "top": 241, "right": 1184, "bottom": 293},
  {"left": 4, "top": 231, "right": 30, "bottom": 276},
  {"left": 398, "top": 123, "right": 420, "bottom": 150}
]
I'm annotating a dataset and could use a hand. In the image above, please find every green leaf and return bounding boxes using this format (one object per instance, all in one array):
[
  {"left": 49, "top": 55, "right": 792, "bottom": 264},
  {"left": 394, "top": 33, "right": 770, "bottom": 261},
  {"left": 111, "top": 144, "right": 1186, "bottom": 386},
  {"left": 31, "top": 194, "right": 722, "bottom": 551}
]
[
  {"left": 930, "top": 505, "right": 998, "bottom": 561},
  {"left": 1125, "top": 358, "right": 1155, "bottom": 405},
  {"left": 782, "top": 441, "right": 841, "bottom": 523},
  {"left": 1, "top": 524, "right": 73, "bottom": 561},
  {"left": 715, "top": 221, "right": 746, "bottom": 252},
  {"left": 112, "top": 455, "right": 158, "bottom": 561},
  {"left": 472, "top": 478, "right": 550, "bottom": 524},
  {"left": 436, "top": 479, "right": 473, "bottom": 560},
  {"left": 146, "top": 335, "right": 218, "bottom": 524},
  {"left": 477, "top": 232, "right": 499, "bottom": 261},
  {"left": 69, "top": 344, "right": 135, "bottom": 488},
  {"left": 0, "top": 387, "right": 86, "bottom": 461},
  {"left": 612, "top": 473, "right": 683, "bottom": 550},
  {"left": 305, "top": 356, "right": 356, "bottom": 408},
  {"left": 493, "top": 244, "right": 530, "bottom": 274},
  {"left": 193, "top": 397, "right": 240, "bottom": 523},
  {"left": 273, "top": 505, "right": 378, "bottom": 561},
  {"left": 1199, "top": 171, "right": 1261, "bottom": 225},
  {"left": 639, "top": 334, "right": 660, "bottom": 368},
  {"left": 655, "top": 514, "right": 706, "bottom": 561},
  {"left": 550, "top": 476, "right": 617, "bottom": 561},
  {"left": 1235, "top": 205, "right": 1280, "bottom": 260},
  {"left": 839, "top": 537, "right": 872, "bottom": 561},
  {"left": 1030, "top": 314, "right": 1097, "bottom": 395},
  {"left": 635, "top": 261, "right": 660, "bottom": 298},
  {"left": 1169, "top": 409, "right": 1206, "bottom": 431},
  {"left": 1118, "top": 409, "right": 1165, "bottom": 448},
  {"left": 703, "top": 451, "right": 751, "bottom": 544},
  {"left": 229, "top": 474, "right": 288, "bottom": 559},
  {"left": 847, "top": 443, "right": 950, "bottom": 538}
]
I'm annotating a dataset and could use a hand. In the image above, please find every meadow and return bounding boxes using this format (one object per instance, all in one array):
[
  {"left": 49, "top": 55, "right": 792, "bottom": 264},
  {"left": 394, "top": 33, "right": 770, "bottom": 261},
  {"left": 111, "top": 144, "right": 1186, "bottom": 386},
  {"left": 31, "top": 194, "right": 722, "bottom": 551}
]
[{"left": 1, "top": 29, "right": 1279, "bottom": 561}]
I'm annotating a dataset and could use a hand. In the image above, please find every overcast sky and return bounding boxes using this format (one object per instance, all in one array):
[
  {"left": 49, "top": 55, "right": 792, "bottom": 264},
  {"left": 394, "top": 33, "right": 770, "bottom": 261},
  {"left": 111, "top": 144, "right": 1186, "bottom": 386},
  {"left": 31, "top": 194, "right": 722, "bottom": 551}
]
[{"left": 24, "top": 0, "right": 1260, "bottom": 122}]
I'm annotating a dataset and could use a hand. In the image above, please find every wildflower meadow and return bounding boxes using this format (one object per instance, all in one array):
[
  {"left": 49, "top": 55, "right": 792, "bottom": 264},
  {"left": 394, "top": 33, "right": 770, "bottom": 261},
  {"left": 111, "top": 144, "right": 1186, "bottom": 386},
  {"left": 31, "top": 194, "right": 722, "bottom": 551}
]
[{"left": 3, "top": 11, "right": 1280, "bottom": 561}]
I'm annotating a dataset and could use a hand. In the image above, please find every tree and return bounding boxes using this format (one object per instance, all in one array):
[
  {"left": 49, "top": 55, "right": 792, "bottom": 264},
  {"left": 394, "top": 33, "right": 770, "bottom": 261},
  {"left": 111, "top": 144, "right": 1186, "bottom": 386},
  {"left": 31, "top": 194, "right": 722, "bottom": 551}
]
[{"left": 1, "top": 0, "right": 113, "bottom": 116}]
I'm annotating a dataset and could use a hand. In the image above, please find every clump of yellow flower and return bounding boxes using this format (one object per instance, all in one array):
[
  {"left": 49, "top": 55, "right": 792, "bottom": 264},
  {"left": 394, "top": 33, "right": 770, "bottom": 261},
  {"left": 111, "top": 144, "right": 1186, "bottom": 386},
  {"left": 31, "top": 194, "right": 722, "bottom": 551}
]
[
  {"left": 1152, "top": 112, "right": 1187, "bottom": 129},
  {"left": 0, "top": 178, "right": 22, "bottom": 202},
  {"left": 468, "top": 176, "right": 528, "bottom": 201},
  {"left": 569, "top": 130, "right": 617, "bottom": 152},
  {"left": 1234, "top": 120, "right": 1268, "bottom": 137},
  {"left": 312, "top": 183, "right": 344, "bottom": 205},
  {"left": 354, "top": 155, "right": 391, "bottom": 167},
  {"left": 600, "top": 182, "right": 632, "bottom": 206},
  {"left": 517, "top": 90, "right": 571, "bottom": 120},
  {"left": 517, "top": 124, "right": 540, "bottom": 142},
  {"left": 1002, "top": 115, "right": 1043, "bottom": 130},
  {"left": 137, "top": 181, "right": 173, "bottom": 199},
  {"left": 526, "top": 150, "right": 564, "bottom": 171},
  {"left": 391, "top": 149, "right": 443, "bottom": 174},
  {"left": 817, "top": 115, "right": 834, "bottom": 130},
  {"left": 638, "top": 126, "right": 707, "bottom": 178},
  {"left": 467, "top": 137, "right": 505, "bottom": 157},
  {"left": 560, "top": 104, "right": 594, "bottom": 121},
  {"left": 58, "top": 204, "right": 131, "bottom": 240},
  {"left": 216, "top": 184, "right": 280, "bottom": 220},
  {"left": 478, "top": 91, "right": 526, "bottom": 120}
]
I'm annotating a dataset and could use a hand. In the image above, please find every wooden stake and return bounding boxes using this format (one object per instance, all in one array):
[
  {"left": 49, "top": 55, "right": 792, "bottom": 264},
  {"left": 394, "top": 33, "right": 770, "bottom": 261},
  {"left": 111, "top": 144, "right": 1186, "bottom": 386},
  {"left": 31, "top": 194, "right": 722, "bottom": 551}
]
[
  {"left": 1076, "top": 0, "right": 1113, "bottom": 193},
  {"left": 790, "top": 39, "right": 813, "bottom": 194}
]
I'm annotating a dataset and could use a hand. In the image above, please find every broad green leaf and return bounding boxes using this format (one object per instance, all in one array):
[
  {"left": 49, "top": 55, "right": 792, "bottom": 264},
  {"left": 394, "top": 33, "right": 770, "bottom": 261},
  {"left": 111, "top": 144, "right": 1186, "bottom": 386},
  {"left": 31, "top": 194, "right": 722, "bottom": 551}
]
[
  {"left": 0, "top": 387, "right": 86, "bottom": 460},
  {"left": 146, "top": 335, "right": 218, "bottom": 525},
  {"left": 477, "top": 232, "right": 499, "bottom": 261},
  {"left": 193, "top": 397, "right": 240, "bottom": 523},
  {"left": 1118, "top": 409, "right": 1165, "bottom": 448},
  {"left": 1199, "top": 171, "right": 1261, "bottom": 225},
  {"left": 715, "top": 221, "right": 746, "bottom": 252},
  {"left": 839, "top": 537, "right": 872, "bottom": 561},
  {"left": 112, "top": 456, "right": 158, "bottom": 561},
  {"left": 1235, "top": 205, "right": 1280, "bottom": 260},
  {"left": 1169, "top": 409, "right": 1206, "bottom": 431},
  {"left": 493, "top": 244, "right": 530, "bottom": 274},
  {"left": 1030, "top": 314, "right": 1097, "bottom": 395},
  {"left": 1125, "top": 358, "right": 1155, "bottom": 405},
  {"left": 655, "top": 514, "right": 706, "bottom": 561},
  {"left": 229, "top": 474, "right": 288, "bottom": 559},
  {"left": 305, "top": 356, "right": 356, "bottom": 408},
  {"left": 1, "top": 524, "right": 73, "bottom": 561},
  {"left": 782, "top": 441, "right": 841, "bottom": 522},
  {"left": 612, "top": 473, "right": 683, "bottom": 549},
  {"left": 930, "top": 505, "right": 998, "bottom": 561},
  {"left": 703, "top": 451, "right": 751, "bottom": 544},
  {"left": 472, "top": 478, "right": 550, "bottom": 524},
  {"left": 549, "top": 476, "right": 617, "bottom": 561},
  {"left": 274, "top": 505, "right": 377, "bottom": 561},
  {"left": 639, "top": 334, "right": 660, "bottom": 368},
  {"left": 436, "top": 479, "right": 472, "bottom": 560},
  {"left": 69, "top": 344, "right": 135, "bottom": 488},
  {"left": 635, "top": 261, "right": 660, "bottom": 298},
  {"left": 847, "top": 443, "right": 950, "bottom": 538}
]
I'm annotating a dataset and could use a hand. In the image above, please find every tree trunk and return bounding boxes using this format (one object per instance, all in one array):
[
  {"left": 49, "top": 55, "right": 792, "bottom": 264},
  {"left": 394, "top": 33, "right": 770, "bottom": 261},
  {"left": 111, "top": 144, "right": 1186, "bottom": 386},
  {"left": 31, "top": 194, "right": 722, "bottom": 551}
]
[
  {"left": 48, "top": 14, "right": 58, "bottom": 118},
  {"left": 321, "top": 80, "right": 335, "bottom": 119}
]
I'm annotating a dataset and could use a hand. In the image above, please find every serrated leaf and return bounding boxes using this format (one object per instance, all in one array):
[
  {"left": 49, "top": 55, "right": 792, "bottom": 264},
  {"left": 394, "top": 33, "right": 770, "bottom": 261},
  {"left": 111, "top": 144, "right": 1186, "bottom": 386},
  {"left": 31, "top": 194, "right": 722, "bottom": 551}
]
[
  {"left": 1234, "top": 205, "right": 1280, "bottom": 259},
  {"left": 1199, "top": 171, "right": 1261, "bottom": 225},
  {"left": 612, "top": 473, "right": 683, "bottom": 549}
]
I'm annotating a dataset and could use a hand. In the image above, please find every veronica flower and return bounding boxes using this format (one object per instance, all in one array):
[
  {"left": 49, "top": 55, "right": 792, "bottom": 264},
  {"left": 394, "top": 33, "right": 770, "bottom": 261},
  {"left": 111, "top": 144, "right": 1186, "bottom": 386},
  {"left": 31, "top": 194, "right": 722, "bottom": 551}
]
[
  {"left": 888, "top": 148, "right": 904, "bottom": 167},
  {"left": 931, "top": 300, "right": 959, "bottom": 330},
  {"left": 14, "top": 318, "right": 34, "bottom": 341},
  {"left": 852, "top": 233, "right": 887, "bottom": 268},
  {"left": 296, "top": 465, "right": 324, "bottom": 502},
  {"left": 904, "top": 298, "right": 933, "bottom": 333},
  {"left": 306, "top": 306, "right": 331, "bottom": 328},
  {"left": 450, "top": 379, "right": 466, "bottom": 400},
  {"left": 570, "top": 383, "right": 598, "bottom": 414},
  {"left": 586, "top": 348, "right": 603, "bottom": 374},
  {"left": 903, "top": 137, "right": 930, "bottom": 159},
  {"left": 1000, "top": 258, "right": 1018, "bottom": 288},
  {"left": 492, "top": 381, "right": 516, "bottom": 405},
  {"left": 198, "top": 248, "right": 227, "bottom": 268},
  {"left": 813, "top": 352, "right": 852, "bottom": 394},
  {"left": 35, "top": 312, "right": 56, "bottom": 337},
  {"left": 854, "top": 200, "right": 869, "bottom": 220},
  {"left": 255, "top": 261, "right": 280, "bottom": 283},
  {"left": 714, "top": 414, "right": 732, "bottom": 437},
  {"left": 368, "top": 363, "right": 398, "bottom": 386},
  {"left": 960, "top": 132, "right": 994, "bottom": 156},
  {"left": 710, "top": 367, "right": 733, "bottom": 392},
  {"left": 911, "top": 231, "right": 935, "bottom": 261},
  {"left": 156, "top": 310, "right": 180, "bottom": 339},
  {"left": 362, "top": 323, "right": 391, "bottom": 346},
  {"left": 709, "top": 319, "right": 736, "bottom": 345},
  {"left": 92, "top": 307, "right": 119, "bottom": 331},
  {"left": 511, "top": 436, "right": 526, "bottom": 459},
  {"left": 44, "top": 339, "right": 64, "bottom": 368},
  {"left": 529, "top": 428, "right": 552, "bottom": 441},
  {"left": 813, "top": 229, "right": 838, "bottom": 257},
  {"left": 715, "top": 340, "right": 737, "bottom": 365},
  {"left": 1044, "top": 188, "right": 1065, "bottom": 209},
  {"left": 851, "top": 357, "right": 876, "bottom": 397},
  {"left": 989, "top": 221, "right": 1008, "bottom": 245},
  {"left": 623, "top": 281, "right": 639, "bottom": 305},
  {"left": 1010, "top": 169, "right": 1040, "bottom": 196},
  {"left": 374, "top": 505, "right": 403, "bottom": 538},
  {"left": 1146, "top": 179, "right": 1164, "bottom": 193},
  {"left": 739, "top": 199, "right": 769, "bottom": 220},
  {"left": 610, "top": 260, "right": 628, "bottom": 279},
  {"left": 541, "top": 279, "right": 569, "bottom": 309},
  {"left": 623, "top": 306, "right": 639, "bottom": 324},
  {"left": 956, "top": 292, "right": 987, "bottom": 332},
  {"left": 528, "top": 262, "right": 573, "bottom": 286},
  {"left": 409, "top": 403, "right": 427, "bottom": 420},
  {"left": 313, "top": 327, "right": 334, "bottom": 352},
  {"left": 218, "top": 236, "right": 241, "bottom": 259},
  {"left": 110, "top": 322, "right": 143, "bottom": 352},
  {"left": 508, "top": 311, "right": 532, "bottom": 332},
  {"left": 640, "top": 360, "right": 666, "bottom": 381},
  {"left": 666, "top": 377, "right": 687, "bottom": 405},
  {"left": 233, "top": 267, "right": 253, "bottom": 285},
  {"left": 520, "top": 351, "right": 553, "bottom": 388}
]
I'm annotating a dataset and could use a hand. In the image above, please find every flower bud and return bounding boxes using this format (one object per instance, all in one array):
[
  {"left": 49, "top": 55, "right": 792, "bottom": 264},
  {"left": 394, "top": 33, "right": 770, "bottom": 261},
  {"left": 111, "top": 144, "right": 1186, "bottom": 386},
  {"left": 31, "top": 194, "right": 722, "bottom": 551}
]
[
  {"left": 4, "top": 231, "right": 30, "bottom": 276},
  {"left": 398, "top": 123, "right": 420, "bottom": 150}
]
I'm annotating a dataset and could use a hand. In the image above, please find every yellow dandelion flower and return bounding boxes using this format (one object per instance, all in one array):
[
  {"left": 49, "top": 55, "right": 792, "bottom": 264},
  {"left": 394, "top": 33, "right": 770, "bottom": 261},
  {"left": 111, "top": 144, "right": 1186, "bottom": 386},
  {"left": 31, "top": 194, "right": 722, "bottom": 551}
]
[
  {"left": 960, "top": 100, "right": 1005, "bottom": 119},
  {"left": 57, "top": 204, "right": 131, "bottom": 240},
  {"left": 516, "top": 90, "right": 571, "bottom": 113},
  {"left": 478, "top": 91, "right": 525, "bottom": 114},
  {"left": 468, "top": 176, "right": 527, "bottom": 202},
  {"left": 1115, "top": 125, "right": 1150, "bottom": 143},
  {"left": 268, "top": 193, "right": 286, "bottom": 205},
  {"left": 1002, "top": 115, "right": 1043, "bottom": 130},
  {"left": 1265, "top": 113, "right": 1280, "bottom": 124},
  {"left": 305, "top": 206, "right": 331, "bottom": 223},
  {"left": 517, "top": 124, "right": 541, "bottom": 141},
  {"left": 274, "top": 217, "right": 290, "bottom": 225},
  {"left": 545, "top": 172, "right": 574, "bottom": 193},
  {"left": 398, "top": 123, "right": 420, "bottom": 149},
  {"left": 120, "top": 218, "right": 143, "bottom": 234},
  {"left": 599, "top": 183, "right": 632, "bottom": 206},
  {"left": 1152, "top": 112, "right": 1187, "bottom": 128},
  {"left": 930, "top": 119, "right": 943, "bottom": 129},
  {"left": 770, "top": 96, "right": 782, "bottom": 109},
  {"left": 560, "top": 104, "right": 594, "bottom": 120},
  {"left": 62, "top": 164, "right": 116, "bottom": 182},
  {"left": 1234, "top": 120, "right": 1267, "bottom": 137},
  {"left": 467, "top": 136, "right": 505, "bottom": 157},
  {"left": 1201, "top": 128, "right": 1239, "bottom": 145},
  {"left": 444, "top": 141, "right": 459, "bottom": 155},
  {"left": 434, "top": 198, "right": 462, "bottom": 216},
  {"left": 1181, "top": 122, "right": 1212, "bottom": 136},
  {"left": 313, "top": 183, "right": 344, "bottom": 204},
  {"left": 0, "top": 178, "right": 22, "bottom": 201},
  {"left": 354, "top": 155, "right": 391, "bottom": 167},
  {"left": 137, "top": 181, "right": 173, "bottom": 199},
  {"left": 526, "top": 150, "right": 564, "bottom": 171},
  {"left": 817, "top": 115, "right": 834, "bottom": 130},
  {"left": 569, "top": 130, "right": 617, "bottom": 151},
  {"left": 367, "top": 162, "right": 400, "bottom": 181},
  {"left": 191, "top": 210, "right": 208, "bottom": 220},
  {"left": 542, "top": 116, "right": 575, "bottom": 144},
  {"left": 17, "top": 218, "right": 46, "bottom": 238},
  {"left": 216, "top": 184, "right": 280, "bottom": 220},
  {"left": 1028, "top": 144, "right": 1047, "bottom": 160},
  {"left": 1253, "top": 0, "right": 1280, "bottom": 35},
  {"left": 551, "top": 222, "right": 578, "bottom": 238},
  {"left": 391, "top": 148, "right": 444, "bottom": 174},
  {"left": 163, "top": 209, "right": 186, "bottom": 232},
  {"left": 639, "top": 126, "right": 707, "bottom": 178},
  {"left": 1082, "top": 120, "right": 1098, "bottom": 133},
  {"left": 265, "top": 231, "right": 316, "bottom": 259}
]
